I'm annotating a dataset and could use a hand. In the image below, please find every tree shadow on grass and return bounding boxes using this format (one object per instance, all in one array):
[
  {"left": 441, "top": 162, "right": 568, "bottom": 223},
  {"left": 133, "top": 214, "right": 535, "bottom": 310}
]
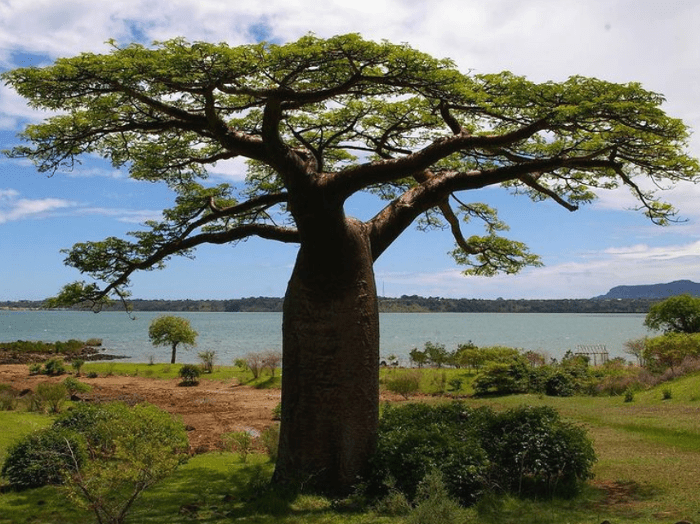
[
  {"left": 130, "top": 456, "right": 360, "bottom": 524},
  {"left": 0, "top": 483, "right": 89, "bottom": 524}
]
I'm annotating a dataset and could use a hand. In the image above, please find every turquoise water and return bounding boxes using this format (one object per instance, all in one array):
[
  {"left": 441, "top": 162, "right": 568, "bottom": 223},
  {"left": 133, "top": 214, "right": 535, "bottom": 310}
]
[{"left": 0, "top": 310, "right": 651, "bottom": 364}]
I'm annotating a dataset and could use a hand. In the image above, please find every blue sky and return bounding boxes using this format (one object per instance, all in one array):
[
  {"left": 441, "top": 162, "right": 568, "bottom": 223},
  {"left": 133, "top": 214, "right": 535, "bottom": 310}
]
[{"left": 1, "top": 0, "right": 700, "bottom": 301}]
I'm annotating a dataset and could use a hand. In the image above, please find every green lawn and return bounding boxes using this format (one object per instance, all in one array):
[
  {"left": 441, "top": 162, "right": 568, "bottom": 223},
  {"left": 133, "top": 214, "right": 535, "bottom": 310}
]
[{"left": 2, "top": 371, "right": 700, "bottom": 523}]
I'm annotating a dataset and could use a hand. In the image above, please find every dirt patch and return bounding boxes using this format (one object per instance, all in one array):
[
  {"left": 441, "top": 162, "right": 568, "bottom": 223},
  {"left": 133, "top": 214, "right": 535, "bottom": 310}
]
[
  {"left": 0, "top": 364, "right": 405, "bottom": 453},
  {"left": 0, "top": 364, "right": 280, "bottom": 453}
]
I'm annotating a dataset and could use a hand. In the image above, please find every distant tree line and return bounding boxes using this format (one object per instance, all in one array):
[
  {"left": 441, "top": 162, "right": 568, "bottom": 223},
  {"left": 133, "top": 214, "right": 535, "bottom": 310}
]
[{"left": 2, "top": 296, "right": 658, "bottom": 313}]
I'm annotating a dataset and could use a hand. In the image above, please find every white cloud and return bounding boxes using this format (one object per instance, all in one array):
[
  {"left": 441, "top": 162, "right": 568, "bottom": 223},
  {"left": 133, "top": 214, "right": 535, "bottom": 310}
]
[
  {"left": 76, "top": 207, "right": 162, "bottom": 224},
  {"left": 0, "top": 189, "right": 75, "bottom": 223},
  {"left": 378, "top": 238, "right": 700, "bottom": 299},
  {"left": 208, "top": 157, "right": 249, "bottom": 182},
  {"left": 0, "top": 188, "right": 160, "bottom": 225}
]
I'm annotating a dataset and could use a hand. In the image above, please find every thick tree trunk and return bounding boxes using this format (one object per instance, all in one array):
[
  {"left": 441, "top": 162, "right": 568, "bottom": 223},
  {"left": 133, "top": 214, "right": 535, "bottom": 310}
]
[
  {"left": 171, "top": 343, "right": 177, "bottom": 364},
  {"left": 273, "top": 217, "right": 380, "bottom": 494}
]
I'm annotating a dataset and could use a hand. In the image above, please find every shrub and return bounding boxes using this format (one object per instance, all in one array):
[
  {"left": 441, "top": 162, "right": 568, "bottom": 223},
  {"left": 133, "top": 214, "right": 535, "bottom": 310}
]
[
  {"left": 482, "top": 405, "right": 596, "bottom": 497},
  {"left": 272, "top": 402, "right": 281, "bottom": 420},
  {"left": 662, "top": 388, "right": 673, "bottom": 400},
  {"left": 42, "top": 358, "right": 65, "bottom": 376},
  {"left": 1, "top": 426, "right": 87, "bottom": 489},
  {"left": 260, "top": 424, "right": 280, "bottom": 462},
  {"left": 71, "top": 358, "right": 85, "bottom": 376},
  {"left": 407, "top": 470, "right": 463, "bottom": 524},
  {"left": 28, "top": 363, "right": 42, "bottom": 375},
  {"left": 62, "top": 402, "right": 188, "bottom": 524},
  {"left": 54, "top": 402, "right": 135, "bottom": 457},
  {"left": 624, "top": 388, "right": 635, "bottom": 402},
  {"left": 385, "top": 370, "right": 422, "bottom": 399},
  {"left": 178, "top": 364, "right": 201, "bottom": 385},
  {"left": 223, "top": 430, "right": 255, "bottom": 463},
  {"left": 35, "top": 382, "right": 67, "bottom": 413},
  {"left": 244, "top": 352, "right": 265, "bottom": 379},
  {"left": 198, "top": 350, "right": 216, "bottom": 373},
  {"left": 472, "top": 361, "right": 529, "bottom": 396},
  {"left": 368, "top": 403, "right": 491, "bottom": 505},
  {"left": 367, "top": 402, "right": 596, "bottom": 505},
  {"left": 63, "top": 376, "right": 91, "bottom": 397},
  {"left": 262, "top": 350, "right": 282, "bottom": 377},
  {"left": 544, "top": 371, "right": 576, "bottom": 397}
]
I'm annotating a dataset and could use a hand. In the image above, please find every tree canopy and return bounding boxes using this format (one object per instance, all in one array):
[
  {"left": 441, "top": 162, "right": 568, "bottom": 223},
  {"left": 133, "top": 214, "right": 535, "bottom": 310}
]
[
  {"left": 4, "top": 33, "right": 697, "bottom": 309},
  {"left": 644, "top": 294, "right": 700, "bottom": 334},
  {"left": 148, "top": 315, "right": 198, "bottom": 364}
]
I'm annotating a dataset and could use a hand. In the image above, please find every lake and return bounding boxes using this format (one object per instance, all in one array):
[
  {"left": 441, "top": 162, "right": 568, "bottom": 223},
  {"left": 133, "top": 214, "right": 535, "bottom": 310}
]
[{"left": 0, "top": 310, "right": 652, "bottom": 365}]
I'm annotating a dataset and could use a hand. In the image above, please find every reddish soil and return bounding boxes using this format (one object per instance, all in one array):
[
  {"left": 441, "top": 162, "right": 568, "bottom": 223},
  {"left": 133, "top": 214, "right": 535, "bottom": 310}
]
[
  {"left": 0, "top": 365, "right": 404, "bottom": 453},
  {"left": 0, "top": 364, "right": 281, "bottom": 453}
]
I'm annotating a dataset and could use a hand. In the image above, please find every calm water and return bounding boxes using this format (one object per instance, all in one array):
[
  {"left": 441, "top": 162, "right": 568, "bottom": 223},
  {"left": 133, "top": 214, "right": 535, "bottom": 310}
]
[{"left": 0, "top": 310, "right": 651, "bottom": 364}]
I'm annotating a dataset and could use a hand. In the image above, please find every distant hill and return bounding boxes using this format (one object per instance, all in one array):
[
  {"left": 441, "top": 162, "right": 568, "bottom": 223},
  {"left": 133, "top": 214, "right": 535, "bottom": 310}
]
[{"left": 596, "top": 280, "right": 700, "bottom": 299}]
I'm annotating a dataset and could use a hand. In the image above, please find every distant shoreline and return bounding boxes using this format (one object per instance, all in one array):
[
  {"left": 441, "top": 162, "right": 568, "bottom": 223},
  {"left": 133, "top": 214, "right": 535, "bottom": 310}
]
[{"left": 1, "top": 297, "right": 659, "bottom": 314}]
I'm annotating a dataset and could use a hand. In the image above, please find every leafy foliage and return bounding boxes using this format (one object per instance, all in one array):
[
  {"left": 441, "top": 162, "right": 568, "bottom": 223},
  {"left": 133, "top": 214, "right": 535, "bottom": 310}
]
[
  {"left": 178, "top": 363, "right": 201, "bottom": 385},
  {"left": 1, "top": 34, "right": 693, "bottom": 309},
  {"left": 481, "top": 406, "right": 596, "bottom": 497},
  {"left": 56, "top": 402, "right": 189, "bottom": 524},
  {"left": 148, "top": 315, "right": 198, "bottom": 364},
  {"left": 35, "top": 382, "right": 68, "bottom": 413},
  {"left": 1, "top": 426, "right": 87, "bottom": 489},
  {"left": 643, "top": 332, "right": 700, "bottom": 372},
  {"left": 367, "top": 402, "right": 596, "bottom": 506},
  {"left": 644, "top": 294, "right": 700, "bottom": 334},
  {"left": 384, "top": 370, "right": 422, "bottom": 399}
]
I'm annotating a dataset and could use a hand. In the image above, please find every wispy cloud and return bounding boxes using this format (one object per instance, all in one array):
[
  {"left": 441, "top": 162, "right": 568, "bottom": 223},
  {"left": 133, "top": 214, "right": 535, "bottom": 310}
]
[
  {"left": 0, "top": 188, "right": 160, "bottom": 224},
  {"left": 0, "top": 188, "right": 75, "bottom": 223},
  {"left": 377, "top": 240, "right": 700, "bottom": 299}
]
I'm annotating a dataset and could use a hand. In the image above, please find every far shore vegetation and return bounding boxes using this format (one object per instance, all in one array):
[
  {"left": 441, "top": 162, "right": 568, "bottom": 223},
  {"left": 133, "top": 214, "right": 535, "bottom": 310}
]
[{"left": 2, "top": 296, "right": 663, "bottom": 313}]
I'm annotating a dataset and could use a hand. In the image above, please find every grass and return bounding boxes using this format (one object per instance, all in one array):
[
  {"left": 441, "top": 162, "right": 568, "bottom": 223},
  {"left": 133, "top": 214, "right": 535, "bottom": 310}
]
[
  {"left": 3, "top": 370, "right": 700, "bottom": 523},
  {"left": 0, "top": 411, "right": 53, "bottom": 464},
  {"left": 81, "top": 362, "right": 282, "bottom": 389}
]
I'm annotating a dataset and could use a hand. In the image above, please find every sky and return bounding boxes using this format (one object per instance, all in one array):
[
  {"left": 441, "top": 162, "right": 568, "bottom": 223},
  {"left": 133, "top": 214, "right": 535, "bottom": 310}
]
[{"left": 1, "top": 0, "right": 700, "bottom": 301}]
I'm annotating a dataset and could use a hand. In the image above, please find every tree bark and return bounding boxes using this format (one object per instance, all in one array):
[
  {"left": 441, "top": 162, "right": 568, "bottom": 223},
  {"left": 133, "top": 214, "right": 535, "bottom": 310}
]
[
  {"left": 171, "top": 343, "right": 177, "bottom": 364},
  {"left": 273, "top": 217, "right": 380, "bottom": 494}
]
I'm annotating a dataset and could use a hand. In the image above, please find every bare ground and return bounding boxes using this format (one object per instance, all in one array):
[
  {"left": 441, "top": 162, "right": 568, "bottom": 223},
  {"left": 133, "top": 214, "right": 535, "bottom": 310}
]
[
  {"left": 0, "top": 364, "right": 404, "bottom": 453},
  {"left": 0, "top": 364, "right": 281, "bottom": 453}
]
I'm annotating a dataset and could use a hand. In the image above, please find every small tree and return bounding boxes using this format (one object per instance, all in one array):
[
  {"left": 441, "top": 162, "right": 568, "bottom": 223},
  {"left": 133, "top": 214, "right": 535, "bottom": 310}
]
[
  {"left": 63, "top": 402, "right": 189, "bottom": 524},
  {"left": 425, "top": 342, "right": 451, "bottom": 368},
  {"left": 644, "top": 294, "right": 700, "bottom": 334},
  {"left": 409, "top": 347, "right": 429, "bottom": 368},
  {"left": 624, "top": 337, "right": 648, "bottom": 366},
  {"left": 244, "top": 352, "right": 265, "bottom": 379},
  {"left": 148, "top": 315, "right": 198, "bottom": 364},
  {"left": 262, "top": 351, "right": 282, "bottom": 377},
  {"left": 198, "top": 350, "right": 216, "bottom": 373}
]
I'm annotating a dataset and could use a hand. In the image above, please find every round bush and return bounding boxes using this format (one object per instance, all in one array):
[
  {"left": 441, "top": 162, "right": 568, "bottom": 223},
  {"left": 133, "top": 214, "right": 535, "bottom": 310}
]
[
  {"left": 368, "top": 403, "right": 492, "bottom": 505},
  {"left": 481, "top": 405, "right": 596, "bottom": 497},
  {"left": 179, "top": 364, "right": 201, "bottom": 385},
  {"left": 366, "top": 402, "right": 597, "bottom": 505},
  {"left": 1, "top": 426, "right": 87, "bottom": 489},
  {"left": 544, "top": 371, "right": 576, "bottom": 397}
]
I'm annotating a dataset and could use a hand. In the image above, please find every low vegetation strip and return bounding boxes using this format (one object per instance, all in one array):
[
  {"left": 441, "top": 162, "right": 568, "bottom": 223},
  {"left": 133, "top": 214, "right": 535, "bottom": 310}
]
[{"left": 0, "top": 339, "right": 108, "bottom": 365}]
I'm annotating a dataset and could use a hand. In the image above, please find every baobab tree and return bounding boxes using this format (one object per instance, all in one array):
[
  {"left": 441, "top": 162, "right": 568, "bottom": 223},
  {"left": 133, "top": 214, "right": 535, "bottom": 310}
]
[{"left": 4, "top": 33, "right": 698, "bottom": 493}]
